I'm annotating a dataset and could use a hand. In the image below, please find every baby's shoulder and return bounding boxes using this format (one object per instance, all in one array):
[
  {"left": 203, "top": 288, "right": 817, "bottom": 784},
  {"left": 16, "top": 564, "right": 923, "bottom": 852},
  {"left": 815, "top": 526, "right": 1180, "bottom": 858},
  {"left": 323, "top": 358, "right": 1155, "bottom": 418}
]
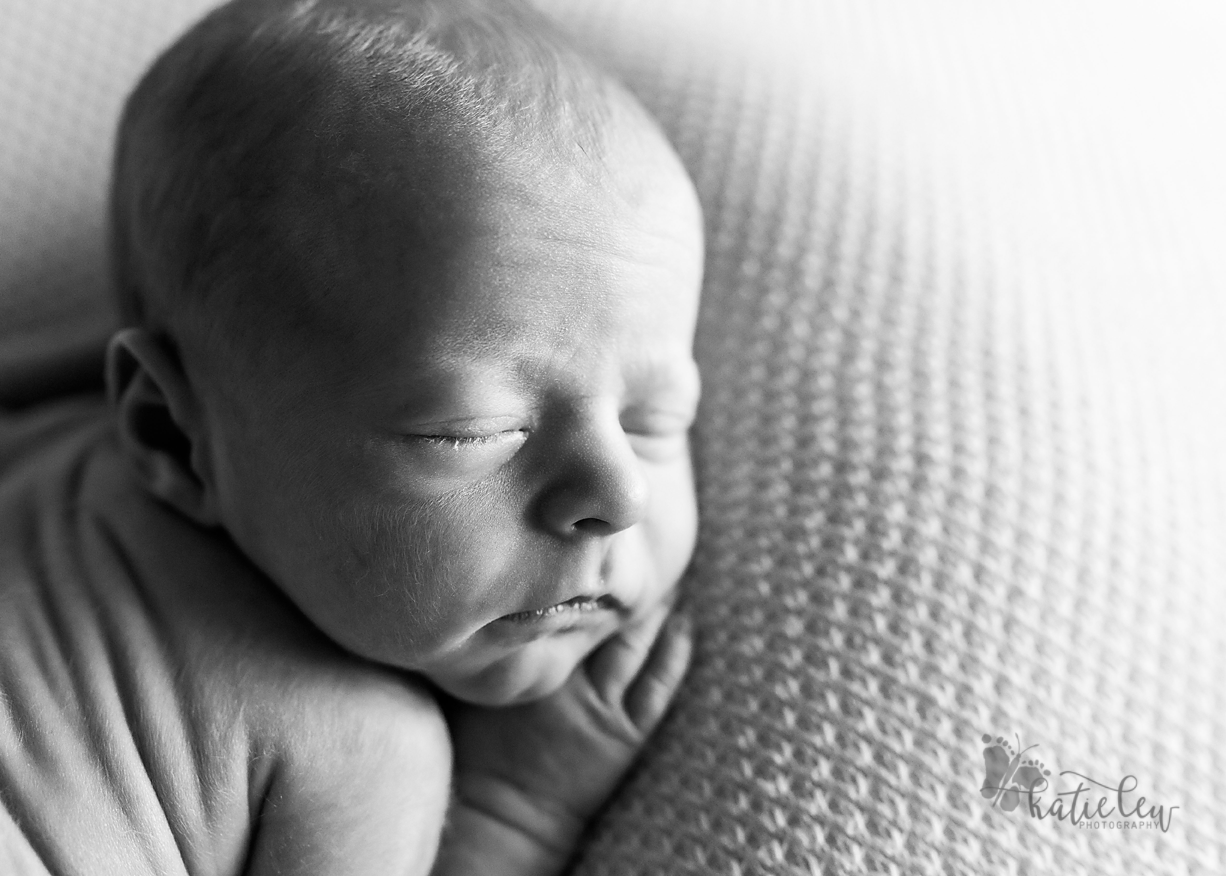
[{"left": 240, "top": 637, "right": 450, "bottom": 764}]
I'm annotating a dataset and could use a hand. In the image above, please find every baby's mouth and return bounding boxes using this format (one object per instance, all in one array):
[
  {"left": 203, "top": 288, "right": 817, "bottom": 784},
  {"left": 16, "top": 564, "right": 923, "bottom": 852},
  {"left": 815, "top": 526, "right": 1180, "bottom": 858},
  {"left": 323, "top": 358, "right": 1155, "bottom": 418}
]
[{"left": 499, "top": 594, "right": 623, "bottom": 624}]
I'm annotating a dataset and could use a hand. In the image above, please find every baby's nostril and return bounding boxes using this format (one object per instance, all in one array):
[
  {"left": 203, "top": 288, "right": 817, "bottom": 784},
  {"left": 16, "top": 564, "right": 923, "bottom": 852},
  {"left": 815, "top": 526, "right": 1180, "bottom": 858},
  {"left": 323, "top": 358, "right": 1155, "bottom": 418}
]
[{"left": 573, "top": 517, "right": 611, "bottom": 535}]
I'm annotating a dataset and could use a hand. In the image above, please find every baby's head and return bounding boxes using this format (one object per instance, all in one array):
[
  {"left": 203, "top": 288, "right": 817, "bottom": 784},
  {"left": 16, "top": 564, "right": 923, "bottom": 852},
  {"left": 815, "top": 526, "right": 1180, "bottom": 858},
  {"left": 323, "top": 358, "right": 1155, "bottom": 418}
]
[{"left": 107, "top": 0, "right": 703, "bottom": 705}]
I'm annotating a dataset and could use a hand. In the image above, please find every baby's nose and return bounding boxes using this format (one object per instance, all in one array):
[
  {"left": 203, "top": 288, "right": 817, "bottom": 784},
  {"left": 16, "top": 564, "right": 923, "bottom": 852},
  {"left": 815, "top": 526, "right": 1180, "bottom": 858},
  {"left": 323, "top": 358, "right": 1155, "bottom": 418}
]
[{"left": 538, "top": 415, "right": 649, "bottom": 537}]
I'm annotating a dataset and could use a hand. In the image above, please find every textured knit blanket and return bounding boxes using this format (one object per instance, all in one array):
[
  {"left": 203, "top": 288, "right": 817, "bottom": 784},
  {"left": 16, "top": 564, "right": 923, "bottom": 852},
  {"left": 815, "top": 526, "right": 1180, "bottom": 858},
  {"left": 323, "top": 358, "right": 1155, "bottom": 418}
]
[{"left": 2, "top": 2, "right": 1224, "bottom": 874}]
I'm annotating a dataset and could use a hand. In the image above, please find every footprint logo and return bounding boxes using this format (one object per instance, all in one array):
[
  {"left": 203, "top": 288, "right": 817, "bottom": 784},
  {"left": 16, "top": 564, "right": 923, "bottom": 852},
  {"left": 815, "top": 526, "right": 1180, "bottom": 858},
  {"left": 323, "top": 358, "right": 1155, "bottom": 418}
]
[{"left": 980, "top": 733, "right": 1052, "bottom": 812}]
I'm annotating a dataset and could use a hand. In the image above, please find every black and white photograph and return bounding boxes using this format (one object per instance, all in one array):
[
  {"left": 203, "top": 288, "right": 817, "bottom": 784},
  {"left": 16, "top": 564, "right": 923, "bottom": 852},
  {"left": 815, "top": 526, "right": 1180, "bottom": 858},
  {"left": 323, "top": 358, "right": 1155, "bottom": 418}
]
[{"left": 1, "top": 1, "right": 1223, "bottom": 874}]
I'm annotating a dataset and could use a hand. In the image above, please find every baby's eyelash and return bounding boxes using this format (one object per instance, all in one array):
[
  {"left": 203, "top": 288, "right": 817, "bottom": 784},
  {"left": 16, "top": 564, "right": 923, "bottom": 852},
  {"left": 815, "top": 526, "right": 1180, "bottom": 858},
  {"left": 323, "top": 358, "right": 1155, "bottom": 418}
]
[
  {"left": 416, "top": 429, "right": 528, "bottom": 450},
  {"left": 425, "top": 434, "right": 501, "bottom": 449}
]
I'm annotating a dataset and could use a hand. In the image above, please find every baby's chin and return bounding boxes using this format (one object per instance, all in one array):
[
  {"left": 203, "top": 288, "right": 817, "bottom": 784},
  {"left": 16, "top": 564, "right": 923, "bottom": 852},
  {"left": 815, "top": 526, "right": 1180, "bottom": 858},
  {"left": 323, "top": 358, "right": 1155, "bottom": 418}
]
[{"left": 427, "top": 632, "right": 602, "bottom": 707}]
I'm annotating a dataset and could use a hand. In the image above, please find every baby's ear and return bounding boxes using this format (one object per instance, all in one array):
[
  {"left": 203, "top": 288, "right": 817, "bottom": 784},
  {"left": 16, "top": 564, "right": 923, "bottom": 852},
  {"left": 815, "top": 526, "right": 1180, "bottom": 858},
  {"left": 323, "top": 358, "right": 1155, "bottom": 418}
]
[{"left": 106, "top": 328, "right": 221, "bottom": 527}]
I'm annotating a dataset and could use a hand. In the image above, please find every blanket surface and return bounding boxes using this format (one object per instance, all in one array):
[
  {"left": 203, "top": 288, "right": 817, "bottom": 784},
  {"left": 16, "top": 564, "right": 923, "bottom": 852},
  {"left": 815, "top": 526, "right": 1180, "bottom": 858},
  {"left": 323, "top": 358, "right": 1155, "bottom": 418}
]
[{"left": 3, "top": 1, "right": 1224, "bottom": 874}]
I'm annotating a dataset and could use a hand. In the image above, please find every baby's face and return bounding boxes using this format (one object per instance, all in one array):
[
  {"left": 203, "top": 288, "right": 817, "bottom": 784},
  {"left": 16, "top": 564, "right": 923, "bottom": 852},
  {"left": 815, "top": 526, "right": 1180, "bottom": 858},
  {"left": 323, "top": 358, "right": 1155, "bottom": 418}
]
[{"left": 201, "top": 123, "right": 703, "bottom": 705}]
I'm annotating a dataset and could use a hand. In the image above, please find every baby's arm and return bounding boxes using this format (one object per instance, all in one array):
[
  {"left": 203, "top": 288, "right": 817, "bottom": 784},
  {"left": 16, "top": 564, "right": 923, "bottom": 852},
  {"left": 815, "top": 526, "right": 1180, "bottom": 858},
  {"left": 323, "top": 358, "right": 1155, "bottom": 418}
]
[
  {"left": 243, "top": 670, "right": 453, "bottom": 876},
  {"left": 432, "top": 604, "right": 693, "bottom": 876}
]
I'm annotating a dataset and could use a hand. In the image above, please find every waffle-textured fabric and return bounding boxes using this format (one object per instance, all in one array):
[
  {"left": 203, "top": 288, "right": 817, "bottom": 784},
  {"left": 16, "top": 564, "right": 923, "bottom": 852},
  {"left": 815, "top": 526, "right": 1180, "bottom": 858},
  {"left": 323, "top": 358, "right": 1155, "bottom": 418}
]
[{"left": 2, "top": 1, "right": 1224, "bottom": 874}]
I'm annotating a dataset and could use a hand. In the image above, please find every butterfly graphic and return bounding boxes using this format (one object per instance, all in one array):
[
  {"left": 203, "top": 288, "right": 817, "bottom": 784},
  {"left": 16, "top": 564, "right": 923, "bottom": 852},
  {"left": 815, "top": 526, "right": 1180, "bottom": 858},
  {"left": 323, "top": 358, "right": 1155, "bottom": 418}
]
[{"left": 980, "top": 733, "right": 1051, "bottom": 812}]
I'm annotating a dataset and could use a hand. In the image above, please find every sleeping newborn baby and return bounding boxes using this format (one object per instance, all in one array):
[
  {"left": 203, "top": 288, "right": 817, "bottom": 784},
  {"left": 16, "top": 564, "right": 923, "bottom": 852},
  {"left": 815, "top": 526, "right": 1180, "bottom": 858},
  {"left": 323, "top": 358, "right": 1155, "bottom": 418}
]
[{"left": 0, "top": 0, "right": 703, "bottom": 872}]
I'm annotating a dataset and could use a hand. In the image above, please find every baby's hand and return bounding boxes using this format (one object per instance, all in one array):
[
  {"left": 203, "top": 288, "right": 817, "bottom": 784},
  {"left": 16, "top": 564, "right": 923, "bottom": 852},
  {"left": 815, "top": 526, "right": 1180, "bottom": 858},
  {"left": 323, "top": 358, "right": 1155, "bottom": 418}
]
[{"left": 432, "top": 603, "right": 693, "bottom": 875}]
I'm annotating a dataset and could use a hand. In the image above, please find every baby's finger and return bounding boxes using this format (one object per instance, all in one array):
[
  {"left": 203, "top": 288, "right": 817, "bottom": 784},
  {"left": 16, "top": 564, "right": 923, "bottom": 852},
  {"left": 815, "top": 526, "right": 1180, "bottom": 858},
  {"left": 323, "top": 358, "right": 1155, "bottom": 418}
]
[
  {"left": 583, "top": 600, "right": 673, "bottom": 706},
  {"left": 622, "top": 610, "right": 693, "bottom": 733}
]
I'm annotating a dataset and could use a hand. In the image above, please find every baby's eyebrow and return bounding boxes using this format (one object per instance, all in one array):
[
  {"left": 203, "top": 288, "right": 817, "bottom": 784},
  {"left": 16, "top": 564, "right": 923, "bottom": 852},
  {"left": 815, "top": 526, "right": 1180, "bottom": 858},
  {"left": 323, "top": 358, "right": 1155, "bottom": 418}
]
[
  {"left": 383, "top": 366, "right": 517, "bottom": 419},
  {"left": 379, "top": 350, "right": 701, "bottom": 424}
]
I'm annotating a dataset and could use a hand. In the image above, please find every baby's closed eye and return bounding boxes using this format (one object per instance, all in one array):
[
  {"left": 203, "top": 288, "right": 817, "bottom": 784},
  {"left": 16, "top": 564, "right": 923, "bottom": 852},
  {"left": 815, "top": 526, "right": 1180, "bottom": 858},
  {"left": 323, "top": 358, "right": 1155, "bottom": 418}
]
[
  {"left": 398, "top": 421, "right": 531, "bottom": 477},
  {"left": 414, "top": 430, "right": 529, "bottom": 450},
  {"left": 403, "top": 413, "right": 529, "bottom": 446},
  {"left": 620, "top": 409, "right": 694, "bottom": 462}
]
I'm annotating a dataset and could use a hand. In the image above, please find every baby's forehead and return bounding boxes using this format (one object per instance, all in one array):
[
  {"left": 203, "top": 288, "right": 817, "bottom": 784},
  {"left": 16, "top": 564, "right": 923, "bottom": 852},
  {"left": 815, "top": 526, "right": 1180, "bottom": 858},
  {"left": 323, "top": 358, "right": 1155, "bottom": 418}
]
[
  {"left": 259, "top": 83, "right": 684, "bottom": 266},
  {"left": 271, "top": 131, "right": 693, "bottom": 324}
]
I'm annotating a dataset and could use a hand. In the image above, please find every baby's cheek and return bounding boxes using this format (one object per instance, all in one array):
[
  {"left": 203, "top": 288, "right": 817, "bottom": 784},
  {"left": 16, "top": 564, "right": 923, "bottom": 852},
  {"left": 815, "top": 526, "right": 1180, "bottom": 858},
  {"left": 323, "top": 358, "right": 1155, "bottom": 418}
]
[
  {"left": 646, "top": 460, "right": 699, "bottom": 570},
  {"left": 351, "top": 493, "right": 518, "bottom": 623}
]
